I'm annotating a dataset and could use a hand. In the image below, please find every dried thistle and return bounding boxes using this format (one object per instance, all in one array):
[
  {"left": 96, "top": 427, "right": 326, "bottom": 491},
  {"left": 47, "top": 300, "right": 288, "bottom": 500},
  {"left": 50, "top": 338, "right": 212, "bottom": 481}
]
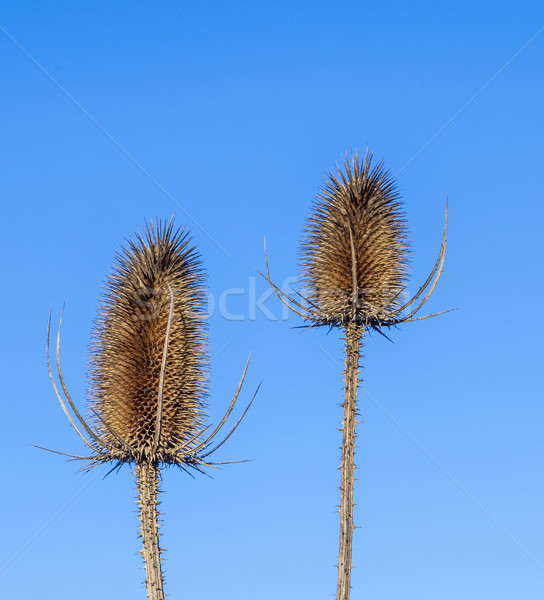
[
  {"left": 263, "top": 150, "right": 448, "bottom": 600},
  {"left": 46, "top": 219, "right": 254, "bottom": 600}
]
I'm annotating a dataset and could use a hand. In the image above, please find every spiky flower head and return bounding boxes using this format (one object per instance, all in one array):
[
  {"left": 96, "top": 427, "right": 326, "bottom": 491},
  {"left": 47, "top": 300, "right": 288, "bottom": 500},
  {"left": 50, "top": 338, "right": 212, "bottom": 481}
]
[
  {"left": 300, "top": 151, "right": 409, "bottom": 328},
  {"left": 88, "top": 219, "right": 209, "bottom": 465}
]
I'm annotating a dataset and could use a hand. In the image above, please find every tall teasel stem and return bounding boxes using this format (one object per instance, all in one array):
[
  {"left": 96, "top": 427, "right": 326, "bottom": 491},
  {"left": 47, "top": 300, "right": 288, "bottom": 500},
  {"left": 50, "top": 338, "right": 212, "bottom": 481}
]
[
  {"left": 46, "top": 218, "right": 255, "bottom": 600},
  {"left": 338, "top": 322, "right": 361, "bottom": 600},
  {"left": 262, "top": 149, "right": 448, "bottom": 600},
  {"left": 136, "top": 462, "right": 165, "bottom": 600}
]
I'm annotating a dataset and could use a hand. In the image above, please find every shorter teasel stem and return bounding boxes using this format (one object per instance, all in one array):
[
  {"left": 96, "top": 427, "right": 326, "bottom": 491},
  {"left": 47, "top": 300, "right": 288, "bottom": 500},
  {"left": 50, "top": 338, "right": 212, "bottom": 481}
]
[
  {"left": 136, "top": 461, "right": 165, "bottom": 600},
  {"left": 337, "top": 322, "right": 362, "bottom": 600}
]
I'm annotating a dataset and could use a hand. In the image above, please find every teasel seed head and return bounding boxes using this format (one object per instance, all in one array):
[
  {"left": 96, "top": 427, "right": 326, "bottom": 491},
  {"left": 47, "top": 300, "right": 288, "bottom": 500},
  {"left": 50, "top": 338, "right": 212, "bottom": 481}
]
[
  {"left": 300, "top": 150, "right": 409, "bottom": 327},
  {"left": 47, "top": 218, "right": 255, "bottom": 471},
  {"left": 86, "top": 219, "right": 208, "bottom": 464},
  {"left": 263, "top": 149, "right": 448, "bottom": 331}
]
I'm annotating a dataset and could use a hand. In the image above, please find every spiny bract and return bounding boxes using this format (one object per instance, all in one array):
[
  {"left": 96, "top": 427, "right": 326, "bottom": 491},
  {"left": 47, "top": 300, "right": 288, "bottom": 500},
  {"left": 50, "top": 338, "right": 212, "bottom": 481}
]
[
  {"left": 300, "top": 151, "right": 409, "bottom": 328},
  {"left": 87, "top": 220, "right": 209, "bottom": 464}
]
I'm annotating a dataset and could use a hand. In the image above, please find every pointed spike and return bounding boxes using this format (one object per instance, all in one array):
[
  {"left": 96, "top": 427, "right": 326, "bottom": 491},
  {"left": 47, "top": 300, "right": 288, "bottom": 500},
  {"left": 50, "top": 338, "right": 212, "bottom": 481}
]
[{"left": 90, "top": 409, "right": 134, "bottom": 454}]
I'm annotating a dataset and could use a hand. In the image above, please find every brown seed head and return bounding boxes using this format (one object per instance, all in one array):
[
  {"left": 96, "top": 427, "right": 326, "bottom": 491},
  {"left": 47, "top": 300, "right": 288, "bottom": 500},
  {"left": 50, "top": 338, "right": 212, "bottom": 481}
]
[
  {"left": 300, "top": 151, "right": 409, "bottom": 328},
  {"left": 87, "top": 219, "right": 208, "bottom": 464}
]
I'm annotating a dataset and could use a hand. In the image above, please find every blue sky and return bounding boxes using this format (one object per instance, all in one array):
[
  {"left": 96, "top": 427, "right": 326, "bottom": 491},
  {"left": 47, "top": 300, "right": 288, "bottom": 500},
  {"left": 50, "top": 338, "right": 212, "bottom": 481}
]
[{"left": 1, "top": 2, "right": 543, "bottom": 599}]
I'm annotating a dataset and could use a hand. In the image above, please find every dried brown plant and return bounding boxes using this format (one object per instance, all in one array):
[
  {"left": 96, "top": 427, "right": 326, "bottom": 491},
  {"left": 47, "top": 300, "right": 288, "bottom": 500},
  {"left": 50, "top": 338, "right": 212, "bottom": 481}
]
[
  {"left": 263, "top": 150, "right": 448, "bottom": 600},
  {"left": 46, "top": 219, "right": 254, "bottom": 600}
]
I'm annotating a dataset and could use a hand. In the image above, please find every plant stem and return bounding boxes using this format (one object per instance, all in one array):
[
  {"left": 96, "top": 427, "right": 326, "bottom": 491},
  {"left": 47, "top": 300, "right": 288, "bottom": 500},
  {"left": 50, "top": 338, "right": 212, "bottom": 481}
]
[
  {"left": 136, "top": 461, "right": 165, "bottom": 600},
  {"left": 337, "top": 321, "right": 362, "bottom": 600}
]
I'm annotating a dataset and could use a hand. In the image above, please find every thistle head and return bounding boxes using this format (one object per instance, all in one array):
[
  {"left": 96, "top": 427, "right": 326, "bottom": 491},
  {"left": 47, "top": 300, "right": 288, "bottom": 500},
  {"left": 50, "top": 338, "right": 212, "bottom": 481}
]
[
  {"left": 300, "top": 150, "right": 410, "bottom": 328},
  {"left": 88, "top": 219, "right": 209, "bottom": 464}
]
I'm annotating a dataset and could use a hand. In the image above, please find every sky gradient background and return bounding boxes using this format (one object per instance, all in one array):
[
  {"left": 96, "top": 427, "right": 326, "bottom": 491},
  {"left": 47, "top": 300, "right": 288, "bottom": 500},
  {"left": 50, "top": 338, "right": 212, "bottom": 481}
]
[{"left": 1, "top": 2, "right": 543, "bottom": 599}]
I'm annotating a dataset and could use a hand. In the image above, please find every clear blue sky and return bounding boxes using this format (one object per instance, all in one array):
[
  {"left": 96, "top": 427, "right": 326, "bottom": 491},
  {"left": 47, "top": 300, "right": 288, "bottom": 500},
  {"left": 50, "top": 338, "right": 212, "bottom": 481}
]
[{"left": 1, "top": 2, "right": 543, "bottom": 599}]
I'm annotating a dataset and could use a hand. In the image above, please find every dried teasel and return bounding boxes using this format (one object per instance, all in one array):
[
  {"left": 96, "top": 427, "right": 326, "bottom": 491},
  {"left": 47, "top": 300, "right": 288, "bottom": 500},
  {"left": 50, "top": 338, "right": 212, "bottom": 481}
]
[
  {"left": 46, "top": 219, "right": 255, "bottom": 600},
  {"left": 88, "top": 219, "right": 210, "bottom": 467},
  {"left": 266, "top": 151, "right": 448, "bottom": 331},
  {"left": 263, "top": 150, "right": 448, "bottom": 600}
]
